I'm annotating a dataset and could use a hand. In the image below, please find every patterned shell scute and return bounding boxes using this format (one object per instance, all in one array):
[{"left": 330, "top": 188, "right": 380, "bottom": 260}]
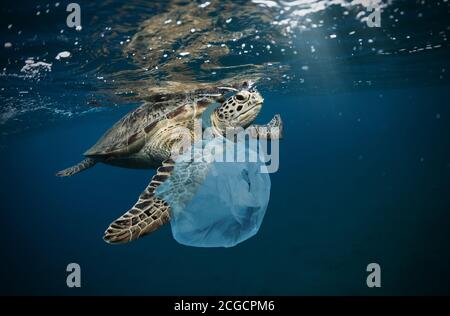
[{"left": 84, "top": 95, "right": 188, "bottom": 156}]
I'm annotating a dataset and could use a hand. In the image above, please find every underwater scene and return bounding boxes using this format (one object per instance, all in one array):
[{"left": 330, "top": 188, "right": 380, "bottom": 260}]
[{"left": 1, "top": 0, "right": 450, "bottom": 295}]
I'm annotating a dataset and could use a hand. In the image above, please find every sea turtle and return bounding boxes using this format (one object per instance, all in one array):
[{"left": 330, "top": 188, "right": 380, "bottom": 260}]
[{"left": 57, "top": 82, "right": 283, "bottom": 244}]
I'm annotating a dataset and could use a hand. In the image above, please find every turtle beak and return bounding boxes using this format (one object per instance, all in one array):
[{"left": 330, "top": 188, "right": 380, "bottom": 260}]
[{"left": 253, "top": 92, "right": 264, "bottom": 106}]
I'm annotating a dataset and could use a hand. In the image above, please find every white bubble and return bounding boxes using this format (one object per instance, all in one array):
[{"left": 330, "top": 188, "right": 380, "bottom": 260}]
[
  {"left": 55, "top": 51, "right": 71, "bottom": 60},
  {"left": 199, "top": 1, "right": 211, "bottom": 8}
]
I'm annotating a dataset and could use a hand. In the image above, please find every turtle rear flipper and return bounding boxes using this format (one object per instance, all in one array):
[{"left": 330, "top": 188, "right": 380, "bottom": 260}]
[
  {"left": 56, "top": 158, "right": 97, "bottom": 177},
  {"left": 103, "top": 160, "right": 175, "bottom": 244}
]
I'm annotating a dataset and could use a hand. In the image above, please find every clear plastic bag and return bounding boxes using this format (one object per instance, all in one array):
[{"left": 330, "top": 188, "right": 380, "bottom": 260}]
[{"left": 155, "top": 137, "right": 271, "bottom": 247}]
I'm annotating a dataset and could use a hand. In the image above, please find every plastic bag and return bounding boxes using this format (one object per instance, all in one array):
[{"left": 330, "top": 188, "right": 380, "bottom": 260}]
[{"left": 155, "top": 137, "right": 271, "bottom": 247}]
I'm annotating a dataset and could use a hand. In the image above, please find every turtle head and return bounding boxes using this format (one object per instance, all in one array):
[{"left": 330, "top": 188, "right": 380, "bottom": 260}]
[{"left": 211, "top": 88, "right": 264, "bottom": 134}]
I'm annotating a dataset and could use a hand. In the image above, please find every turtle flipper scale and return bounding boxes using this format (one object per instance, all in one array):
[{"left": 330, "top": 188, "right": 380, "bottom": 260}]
[
  {"left": 103, "top": 159, "right": 175, "bottom": 244},
  {"left": 56, "top": 158, "right": 97, "bottom": 177},
  {"left": 246, "top": 114, "right": 283, "bottom": 139}
]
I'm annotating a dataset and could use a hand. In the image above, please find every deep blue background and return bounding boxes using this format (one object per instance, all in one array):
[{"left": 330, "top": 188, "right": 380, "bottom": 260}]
[{"left": 1, "top": 87, "right": 449, "bottom": 295}]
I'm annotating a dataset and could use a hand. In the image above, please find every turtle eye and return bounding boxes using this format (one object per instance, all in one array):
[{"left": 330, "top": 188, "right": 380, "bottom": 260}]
[{"left": 235, "top": 94, "right": 245, "bottom": 101}]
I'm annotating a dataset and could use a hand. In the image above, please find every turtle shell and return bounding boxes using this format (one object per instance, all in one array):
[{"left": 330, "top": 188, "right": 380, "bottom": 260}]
[
  {"left": 83, "top": 81, "right": 251, "bottom": 158},
  {"left": 84, "top": 93, "right": 190, "bottom": 157}
]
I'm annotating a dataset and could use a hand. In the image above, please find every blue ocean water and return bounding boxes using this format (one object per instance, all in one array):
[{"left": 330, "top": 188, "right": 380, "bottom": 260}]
[{"left": 1, "top": 0, "right": 450, "bottom": 295}]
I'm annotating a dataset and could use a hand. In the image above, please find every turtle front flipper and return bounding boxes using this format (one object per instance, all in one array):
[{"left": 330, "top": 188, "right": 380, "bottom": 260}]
[
  {"left": 103, "top": 159, "right": 175, "bottom": 244},
  {"left": 56, "top": 158, "right": 97, "bottom": 177},
  {"left": 246, "top": 114, "right": 283, "bottom": 139}
]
